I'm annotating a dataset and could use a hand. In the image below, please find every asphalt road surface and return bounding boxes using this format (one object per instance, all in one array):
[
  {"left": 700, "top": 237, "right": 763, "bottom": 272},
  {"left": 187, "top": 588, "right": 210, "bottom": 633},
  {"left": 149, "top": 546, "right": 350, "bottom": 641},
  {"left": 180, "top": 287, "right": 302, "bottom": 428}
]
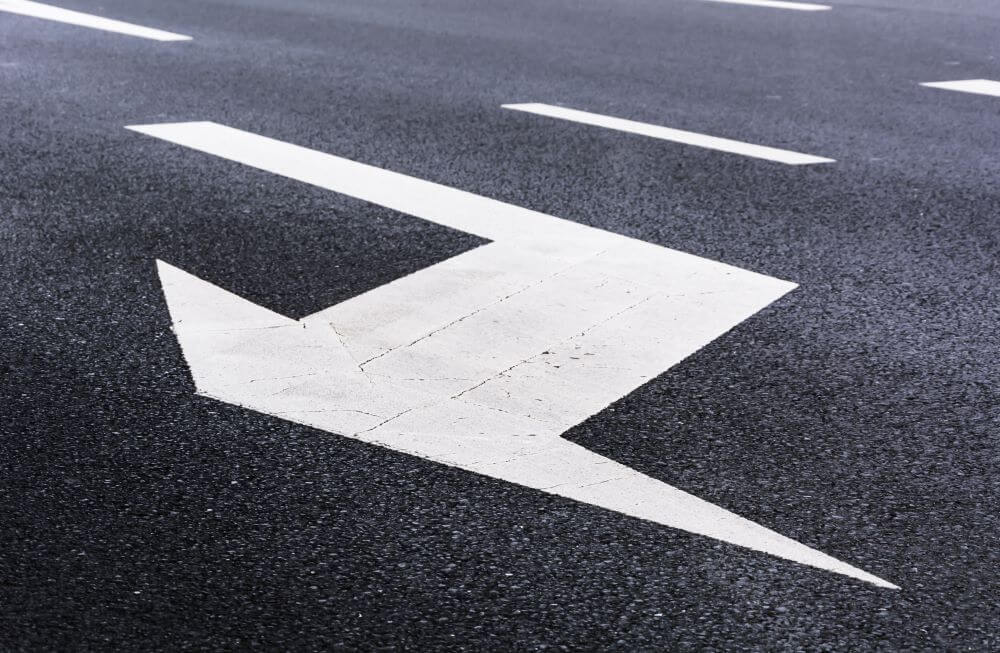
[{"left": 2, "top": 0, "right": 999, "bottom": 649}]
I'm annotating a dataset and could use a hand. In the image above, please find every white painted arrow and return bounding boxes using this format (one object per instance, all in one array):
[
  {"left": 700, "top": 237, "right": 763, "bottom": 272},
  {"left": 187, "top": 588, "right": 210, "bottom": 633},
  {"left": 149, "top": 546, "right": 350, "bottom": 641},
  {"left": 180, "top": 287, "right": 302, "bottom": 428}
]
[{"left": 132, "top": 121, "right": 896, "bottom": 589}]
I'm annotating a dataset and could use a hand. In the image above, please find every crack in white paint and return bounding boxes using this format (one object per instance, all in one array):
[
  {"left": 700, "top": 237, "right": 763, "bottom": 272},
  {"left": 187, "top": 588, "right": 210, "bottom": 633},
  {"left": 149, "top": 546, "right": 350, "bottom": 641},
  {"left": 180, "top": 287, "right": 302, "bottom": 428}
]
[
  {"left": 273, "top": 408, "right": 384, "bottom": 419},
  {"left": 352, "top": 405, "right": 426, "bottom": 436},
  {"left": 355, "top": 250, "right": 602, "bottom": 370},
  {"left": 454, "top": 398, "right": 559, "bottom": 427},
  {"left": 568, "top": 294, "right": 654, "bottom": 340},
  {"left": 136, "top": 121, "right": 897, "bottom": 589},
  {"left": 329, "top": 322, "right": 371, "bottom": 381},
  {"left": 450, "top": 355, "right": 541, "bottom": 401},
  {"left": 174, "top": 324, "right": 297, "bottom": 333},
  {"left": 447, "top": 292, "right": 654, "bottom": 405}
]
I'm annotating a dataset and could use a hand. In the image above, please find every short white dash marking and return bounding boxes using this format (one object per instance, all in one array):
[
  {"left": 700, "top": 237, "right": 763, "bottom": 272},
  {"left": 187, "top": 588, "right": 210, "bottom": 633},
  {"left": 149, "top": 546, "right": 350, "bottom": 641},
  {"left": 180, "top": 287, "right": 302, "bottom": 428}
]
[
  {"left": 700, "top": 0, "right": 831, "bottom": 9},
  {"left": 502, "top": 103, "right": 834, "bottom": 165},
  {"left": 0, "top": 0, "right": 191, "bottom": 41},
  {"left": 920, "top": 79, "right": 1000, "bottom": 98}
]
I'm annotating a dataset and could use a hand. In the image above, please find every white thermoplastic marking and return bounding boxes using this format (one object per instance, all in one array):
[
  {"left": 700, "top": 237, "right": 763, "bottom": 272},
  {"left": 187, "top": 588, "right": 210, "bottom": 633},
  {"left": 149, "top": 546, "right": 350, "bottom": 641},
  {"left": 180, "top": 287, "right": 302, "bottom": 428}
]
[
  {"left": 502, "top": 104, "right": 834, "bottom": 165},
  {"left": 700, "top": 0, "right": 831, "bottom": 10},
  {"left": 131, "top": 121, "right": 896, "bottom": 588},
  {"left": 921, "top": 79, "right": 1000, "bottom": 98},
  {"left": 0, "top": 0, "right": 191, "bottom": 41}
]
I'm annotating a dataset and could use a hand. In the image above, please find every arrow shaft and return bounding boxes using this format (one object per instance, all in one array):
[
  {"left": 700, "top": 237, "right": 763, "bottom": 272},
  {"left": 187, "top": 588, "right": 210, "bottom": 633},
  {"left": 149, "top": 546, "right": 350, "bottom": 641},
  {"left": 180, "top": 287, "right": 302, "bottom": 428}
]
[{"left": 128, "top": 121, "right": 609, "bottom": 246}]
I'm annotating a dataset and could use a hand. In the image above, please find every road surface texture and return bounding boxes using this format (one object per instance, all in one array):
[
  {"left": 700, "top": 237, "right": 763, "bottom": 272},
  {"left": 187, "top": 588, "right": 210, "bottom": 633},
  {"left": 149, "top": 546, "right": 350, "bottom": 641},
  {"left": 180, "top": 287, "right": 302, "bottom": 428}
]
[{"left": 1, "top": 0, "right": 998, "bottom": 649}]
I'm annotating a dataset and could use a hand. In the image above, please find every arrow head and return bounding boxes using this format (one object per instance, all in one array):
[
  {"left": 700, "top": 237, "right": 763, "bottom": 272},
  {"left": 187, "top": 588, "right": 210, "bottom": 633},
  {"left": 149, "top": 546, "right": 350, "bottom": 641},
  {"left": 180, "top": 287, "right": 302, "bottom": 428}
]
[{"left": 155, "top": 259, "right": 897, "bottom": 589}]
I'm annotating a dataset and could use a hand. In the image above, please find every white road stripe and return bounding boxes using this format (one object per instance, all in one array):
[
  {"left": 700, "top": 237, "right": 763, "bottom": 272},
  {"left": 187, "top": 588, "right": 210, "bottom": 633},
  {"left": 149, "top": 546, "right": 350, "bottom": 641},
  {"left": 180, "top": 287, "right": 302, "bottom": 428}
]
[
  {"left": 921, "top": 79, "right": 1000, "bottom": 98},
  {"left": 130, "top": 121, "right": 897, "bottom": 589},
  {"left": 0, "top": 0, "right": 191, "bottom": 41},
  {"left": 502, "top": 103, "right": 834, "bottom": 165},
  {"left": 699, "top": 0, "right": 831, "bottom": 9}
]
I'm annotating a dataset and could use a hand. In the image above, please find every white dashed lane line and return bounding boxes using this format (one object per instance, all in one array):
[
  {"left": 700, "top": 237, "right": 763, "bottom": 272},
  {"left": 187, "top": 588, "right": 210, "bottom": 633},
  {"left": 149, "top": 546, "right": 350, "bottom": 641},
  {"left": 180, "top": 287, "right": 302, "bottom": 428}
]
[
  {"left": 0, "top": 0, "right": 191, "bottom": 41},
  {"left": 699, "top": 0, "right": 831, "bottom": 11},
  {"left": 921, "top": 79, "right": 1000, "bottom": 98},
  {"left": 503, "top": 103, "right": 835, "bottom": 165}
]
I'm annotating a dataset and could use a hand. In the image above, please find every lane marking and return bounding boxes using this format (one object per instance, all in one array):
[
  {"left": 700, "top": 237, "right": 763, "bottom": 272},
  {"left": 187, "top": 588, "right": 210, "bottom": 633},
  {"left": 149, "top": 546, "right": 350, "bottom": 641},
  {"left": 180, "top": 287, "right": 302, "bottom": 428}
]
[
  {"left": 502, "top": 103, "right": 835, "bottom": 165},
  {"left": 921, "top": 79, "right": 1000, "bottom": 98},
  {"left": 130, "top": 121, "right": 895, "bottom": 588},
  {"left": 0, "top": 0, "right": 191, "bottom": 41},
  {"left": 699, "top": 0, "right": 831, "bottom": 10}
]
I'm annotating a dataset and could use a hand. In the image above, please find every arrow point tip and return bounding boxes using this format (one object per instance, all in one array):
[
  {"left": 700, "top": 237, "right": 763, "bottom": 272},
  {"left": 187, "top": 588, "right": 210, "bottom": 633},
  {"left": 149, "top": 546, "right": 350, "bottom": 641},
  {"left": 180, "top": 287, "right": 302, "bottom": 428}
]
[
  {"left": 872, "top": 577, "right": 901, "bottom": 591},
  {"left": 835, "top": 565, "right": 899, "bottom": 590},
  {"left": 155, "top": 259, "right": 193, "bottom": 286}
]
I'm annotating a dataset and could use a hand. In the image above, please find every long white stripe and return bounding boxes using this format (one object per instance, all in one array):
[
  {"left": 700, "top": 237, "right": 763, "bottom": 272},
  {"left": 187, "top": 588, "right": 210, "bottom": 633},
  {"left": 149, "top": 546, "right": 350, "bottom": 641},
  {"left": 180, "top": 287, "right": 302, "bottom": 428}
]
[
  {"left": 127, "top": 121, "right": 612, "bottom": 244},
  {"left": 0, "top": 0, "right": 191, "bottom": 41},
  {"left": 700, "top": 0, "right": 831, "bottom": 10},
  {"left": 921, "top": 79, "right": 1000, "bottom": 98},
  {"left": 503, "top": 103, "right": 834, "bottom": 165}
]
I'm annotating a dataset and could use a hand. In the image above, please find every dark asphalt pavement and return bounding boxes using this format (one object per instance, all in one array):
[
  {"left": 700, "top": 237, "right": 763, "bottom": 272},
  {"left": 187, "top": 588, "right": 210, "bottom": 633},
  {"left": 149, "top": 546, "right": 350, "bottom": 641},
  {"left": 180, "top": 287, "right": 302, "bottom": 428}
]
[{"left": 1, "top": 0, "right": 998, "bottom": 649}]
